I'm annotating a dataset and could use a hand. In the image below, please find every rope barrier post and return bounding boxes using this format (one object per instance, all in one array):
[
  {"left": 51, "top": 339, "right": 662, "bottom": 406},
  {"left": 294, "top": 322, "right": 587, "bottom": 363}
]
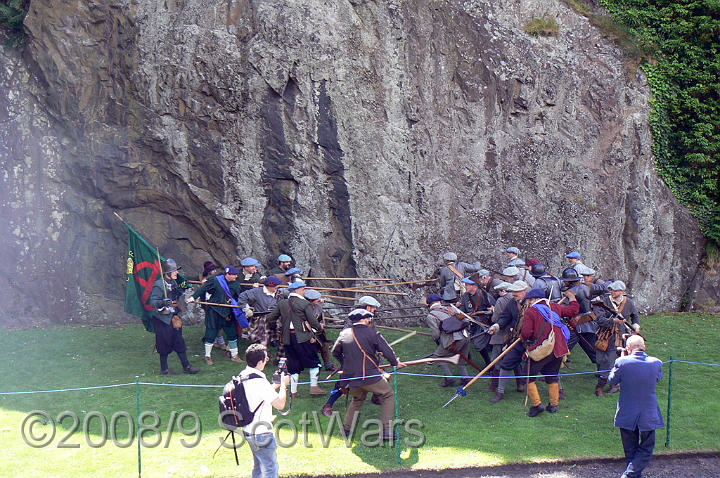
[
  {"left": 136, "top": 376, "right": 142, "bottom": 478},
  {"left": 665, "top": 355, "right": 673, "bottom": 448},
  {"left": 394, "top": 366, "right": 401, "bottom": 464}
]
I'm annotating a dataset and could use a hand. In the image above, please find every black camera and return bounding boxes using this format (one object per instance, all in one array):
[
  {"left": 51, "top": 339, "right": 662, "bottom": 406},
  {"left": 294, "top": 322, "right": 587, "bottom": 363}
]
[{"left": 273, "top": 357, "right": 288, "bottom": 384}]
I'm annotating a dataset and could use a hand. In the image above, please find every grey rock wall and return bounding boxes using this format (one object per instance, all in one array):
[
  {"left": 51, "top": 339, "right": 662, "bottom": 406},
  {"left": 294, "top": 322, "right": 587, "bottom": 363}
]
[{"left": 0, "top": 0, "right": 715, "bottom": 326}]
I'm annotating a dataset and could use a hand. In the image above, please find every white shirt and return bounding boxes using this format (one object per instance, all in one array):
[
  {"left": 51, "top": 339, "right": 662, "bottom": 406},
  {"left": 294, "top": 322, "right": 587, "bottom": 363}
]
[{"left": 240, "top": 366, "right": 280, "bottom": 435}]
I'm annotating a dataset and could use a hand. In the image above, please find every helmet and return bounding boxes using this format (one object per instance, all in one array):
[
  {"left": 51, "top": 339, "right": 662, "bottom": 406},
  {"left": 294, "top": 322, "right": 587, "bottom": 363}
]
[
  {"left": 530, "top": 263, "right": 546, "bottom": 278},
  {"left": 560, "top": 267, "right": 580, "bottom": 282},
  {"left": 357, "top": 296, "right": 381, "bottom": 308},
  {"left": 163, "top": 258, "right": 181, "bottom": 273}
]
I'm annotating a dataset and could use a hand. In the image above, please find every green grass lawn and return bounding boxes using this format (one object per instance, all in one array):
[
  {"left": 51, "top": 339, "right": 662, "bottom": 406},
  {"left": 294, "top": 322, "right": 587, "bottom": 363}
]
[{"left": 1, "top": 313, "right": 718, "bottom": 477}]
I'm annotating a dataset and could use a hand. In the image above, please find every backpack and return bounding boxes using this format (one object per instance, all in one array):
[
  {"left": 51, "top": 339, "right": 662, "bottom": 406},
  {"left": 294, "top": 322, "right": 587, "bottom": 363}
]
[
  {"left": 431, "top": 308, "right": 468, "bottom": 334},
  {"left": 218, "top": 373, "right": 263, "bottom": 431}
]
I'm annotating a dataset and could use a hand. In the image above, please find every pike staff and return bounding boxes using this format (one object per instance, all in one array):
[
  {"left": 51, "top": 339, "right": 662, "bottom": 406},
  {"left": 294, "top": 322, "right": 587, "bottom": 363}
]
[{"left": 442, "top": 338, "right": 523, "bottom": 408}]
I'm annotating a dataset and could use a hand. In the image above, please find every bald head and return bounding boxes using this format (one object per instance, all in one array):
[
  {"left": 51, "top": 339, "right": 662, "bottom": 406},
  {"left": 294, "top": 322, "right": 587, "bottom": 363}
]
[{"left": 626, "top": 335, "right": 646, "bottom": 353}]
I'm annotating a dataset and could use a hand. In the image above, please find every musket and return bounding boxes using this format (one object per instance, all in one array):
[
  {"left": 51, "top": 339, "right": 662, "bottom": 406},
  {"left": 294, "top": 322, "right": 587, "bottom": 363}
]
[
  {"left": 450, "top": 304, "right": 491, "bottom": 329},
  {"left": 442, "top": 337, "right": 523, "bottom": 408},
  {"left": 593, "top": 299, "right": 634, "bottom": 335}
]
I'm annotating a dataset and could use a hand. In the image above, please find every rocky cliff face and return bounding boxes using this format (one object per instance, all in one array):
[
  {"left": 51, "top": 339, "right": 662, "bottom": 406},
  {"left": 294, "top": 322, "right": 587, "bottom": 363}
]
[{"left": 0, "top": 0, "right": 714, "bottom": 326}]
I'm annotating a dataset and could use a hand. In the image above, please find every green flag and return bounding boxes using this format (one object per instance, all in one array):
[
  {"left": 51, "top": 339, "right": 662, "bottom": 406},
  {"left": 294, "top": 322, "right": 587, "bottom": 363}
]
[{"left": 123, "top": 223, "right": 188, "bottom": 332}]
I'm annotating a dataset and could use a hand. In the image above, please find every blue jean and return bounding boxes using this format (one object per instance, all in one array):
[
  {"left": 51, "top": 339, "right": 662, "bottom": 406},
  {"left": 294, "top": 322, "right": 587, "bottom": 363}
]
[
  {"left": 245, "top": 432, "right": 278, "bottom": 478},
  {"left": 620, "top": 427, "right": 656, "bottom": 478}
]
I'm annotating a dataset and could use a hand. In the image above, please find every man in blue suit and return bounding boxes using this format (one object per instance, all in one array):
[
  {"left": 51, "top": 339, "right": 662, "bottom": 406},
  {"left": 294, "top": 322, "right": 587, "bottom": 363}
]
[{"left": 608, "top": 335, "right": 665, "bottom": 478}]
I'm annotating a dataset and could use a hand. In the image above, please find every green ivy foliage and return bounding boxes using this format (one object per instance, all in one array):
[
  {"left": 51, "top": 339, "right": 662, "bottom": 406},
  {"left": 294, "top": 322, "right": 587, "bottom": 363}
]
[
  {"left": 0, "top": 0, "right": 28, "bottom": 48},
  {"left": 601, "top": 0, "right": 720, "bottom": 246}
]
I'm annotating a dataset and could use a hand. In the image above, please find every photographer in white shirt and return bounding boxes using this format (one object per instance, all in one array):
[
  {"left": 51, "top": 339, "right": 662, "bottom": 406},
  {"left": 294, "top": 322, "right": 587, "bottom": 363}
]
[{"left": 241, "top": 344, "right": 290, "bottom": 478}]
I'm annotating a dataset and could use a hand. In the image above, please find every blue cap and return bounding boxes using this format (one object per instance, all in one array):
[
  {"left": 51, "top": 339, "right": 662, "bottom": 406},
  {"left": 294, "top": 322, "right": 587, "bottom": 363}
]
[
  {"left": 287, "top": 281, "right": 307, "bottom": 291},
  {"left": 566, "top": 251, "right": 581, "bottom": 259},
  {"left": 462, "top": 276, "right": 479, "bottom": 285},
  {"left": 225, "top": 265, "right": 241, "bottom": 275},
  {"left": 278, "top": 254, "right": 292, "bottom": 262},
  {"left": 264, "top": 276, "right": 282, "bottom": 287},
  {"left": 526, "top": 288, "right": 546, "bottom": 300},
  {"left": 304, "top": 289, "right": 321, "bottom": 300},
  {"left": 506, "top": 247, "right": 520, "bottom": 255},
  {"left": 284, "top": 267, "right": 302, "bottom": 276},
  {"left": 427, "top": 293, "right": 443, "bottom": 304},
  {"left": 240, "top": 257, "right": 261, "bottom": 267}
]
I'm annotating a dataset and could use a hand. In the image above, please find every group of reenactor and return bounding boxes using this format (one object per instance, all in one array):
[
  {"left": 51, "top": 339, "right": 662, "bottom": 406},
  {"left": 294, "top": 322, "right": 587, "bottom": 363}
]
[
  {"left": 433, "top": 247, "right": 640, "bottom": 416},
  {"left": 148, "top": 246, "right": 639, "bottom": 422}
]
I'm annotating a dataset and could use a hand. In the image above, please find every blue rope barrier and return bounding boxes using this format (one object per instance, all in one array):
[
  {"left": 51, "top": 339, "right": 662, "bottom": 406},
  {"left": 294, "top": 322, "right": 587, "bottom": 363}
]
[
  {"left": 0, "top": 383, "right": 135, "bottom": 395},
  {"left": 1, "top": 358, "right": 718, "bottom": 396}
]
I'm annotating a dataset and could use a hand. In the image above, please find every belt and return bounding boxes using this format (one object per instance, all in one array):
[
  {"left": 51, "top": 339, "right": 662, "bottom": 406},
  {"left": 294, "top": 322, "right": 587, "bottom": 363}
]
[{"left": 289, "top": 329, "right": 296, "bottom": 334}]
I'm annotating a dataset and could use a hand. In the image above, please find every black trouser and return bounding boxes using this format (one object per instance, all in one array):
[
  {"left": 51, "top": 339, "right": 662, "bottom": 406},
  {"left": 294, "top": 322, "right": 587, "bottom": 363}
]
[
  {"left": 567, "top": 330, "right": 597, "bottom": 364},
  {"left": 620, "top": 427, "right": 656, "bottom": 477}
]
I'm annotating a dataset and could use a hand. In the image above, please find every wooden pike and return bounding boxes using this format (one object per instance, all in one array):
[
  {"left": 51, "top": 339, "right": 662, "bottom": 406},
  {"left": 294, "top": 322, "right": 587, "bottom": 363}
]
[
  {"left": 308, "top": 286, "right": 407, "bottom": 296},
  {"left": 389, "top": 331, "right": 417, "bottom": 346},
  {"left": 442, "top": 338, "right": 523, "bottom": 408},
  {"left": 193, "top": 300, "right": 242, "bottom": 308},
  {"left": 320, "top": 294, "right": 358, "bottom": 301},
  {"left": 323, "top": 317, "right": 432, "bottom": 337},
  {"left": 336, "top": 279, "right": 436, "bottom": 290},
  {"left": 376, "top": 325, "right": 432, "bottom": 337},
  {"left": 304, "top": 277, "right": 391, "bottom": 281},
  {"left": 379, "top": 354, "right": 461, "bottom": 369},
  {"left": 328, "top": 355, "right": 462, "bottom": 379}
]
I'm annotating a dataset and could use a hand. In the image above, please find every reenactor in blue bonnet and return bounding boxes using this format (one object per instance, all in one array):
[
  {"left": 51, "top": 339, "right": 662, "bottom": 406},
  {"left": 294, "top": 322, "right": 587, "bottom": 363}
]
[
  {"left": 268, "top": 254, "right": 293, "bottom": 276},
  {"left": 460, "top": 273, "right": 496, "bottom": 367},
  {"left": 267, "top": 281, "right": 327, "bottom": 397},
  {"left": 240, "top": 257, "right": 264, "bottom": 292},
  {"left": 238, "top": 276, "right": 282, "bottom": 346},
  {"left": 305, "top": 288, "right": 337, "bottom": 371},
  {"left": 149, "top": 258, "right": 200, "bottom": 375},
  {"left": 188, "top": 265, "right": 245, "bottom": 365},
  {"left": 566, "top": 251, "right": 586, "bottom": 271}
]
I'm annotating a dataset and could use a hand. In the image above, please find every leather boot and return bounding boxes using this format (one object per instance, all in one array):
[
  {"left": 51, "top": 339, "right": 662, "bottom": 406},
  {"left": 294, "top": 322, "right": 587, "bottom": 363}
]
[
  {"left": 595, "top": 385, "right": 605, "bottom": 397},
  {"left": 310, "top": 385, "right": 328, "bottom": 395},
  {"left": 488, "top": 377, "right": 498, "bottom": 392},
  {"left": 441, "top": 378, "right": 457, "bottom": 387},
  {"left": 490, "top": 392, "right": 504, "bottom": 403}
]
